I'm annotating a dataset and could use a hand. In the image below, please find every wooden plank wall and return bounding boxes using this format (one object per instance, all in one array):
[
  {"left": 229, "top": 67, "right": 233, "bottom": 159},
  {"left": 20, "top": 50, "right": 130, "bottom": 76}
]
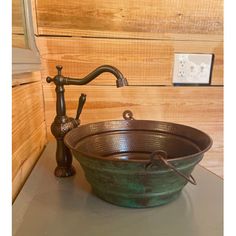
[
  {"left": 12, "top": 0, "right": 27, "bottom": 48},
  {"left": 33, "top": 0, "right": 223, "bottom": 177},
  {"left": 12, "top": 72, "right": 47, "bottom": 201}
]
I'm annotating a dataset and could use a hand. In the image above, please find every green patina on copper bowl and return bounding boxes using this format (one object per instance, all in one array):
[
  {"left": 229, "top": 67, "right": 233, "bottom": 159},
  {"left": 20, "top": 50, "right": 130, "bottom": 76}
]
[{"left": 64, "top": 113, "right": 212, "bottom": 208}]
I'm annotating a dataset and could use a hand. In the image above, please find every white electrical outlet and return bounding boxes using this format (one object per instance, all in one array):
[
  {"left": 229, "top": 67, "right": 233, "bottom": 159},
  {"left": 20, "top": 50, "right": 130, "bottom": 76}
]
[{"left": 172, "top": 53, "right": 213, "bottom": 84}]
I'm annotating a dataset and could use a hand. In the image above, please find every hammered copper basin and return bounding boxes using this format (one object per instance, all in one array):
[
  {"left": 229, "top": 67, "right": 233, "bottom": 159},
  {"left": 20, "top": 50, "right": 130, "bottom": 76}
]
[{"left": 64, "top": 118, "right": 212, "bottom": 208}]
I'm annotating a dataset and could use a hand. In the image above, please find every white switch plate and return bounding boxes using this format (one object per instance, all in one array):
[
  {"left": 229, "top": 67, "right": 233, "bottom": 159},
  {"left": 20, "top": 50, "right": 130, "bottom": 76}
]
[{"left": 172, "top": 53, "right": 214, "bottom": 85}]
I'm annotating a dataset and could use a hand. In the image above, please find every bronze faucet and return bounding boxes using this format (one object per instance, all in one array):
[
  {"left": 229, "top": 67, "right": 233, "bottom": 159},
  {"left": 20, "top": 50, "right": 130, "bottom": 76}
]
[{"left": 46, "top": 65, "right": 128, "bottom": 177}]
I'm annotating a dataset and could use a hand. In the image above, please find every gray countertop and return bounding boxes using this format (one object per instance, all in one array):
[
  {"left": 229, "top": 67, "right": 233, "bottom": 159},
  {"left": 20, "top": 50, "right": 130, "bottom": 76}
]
[{"left": 13, "top": 142, "right": 223, "bottom": 236}]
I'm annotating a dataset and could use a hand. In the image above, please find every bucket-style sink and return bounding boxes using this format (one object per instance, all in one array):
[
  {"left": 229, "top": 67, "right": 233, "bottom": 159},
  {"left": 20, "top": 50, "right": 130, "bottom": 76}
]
[{"left": 64, "top": 111, "right": 212, "bottom": 208}]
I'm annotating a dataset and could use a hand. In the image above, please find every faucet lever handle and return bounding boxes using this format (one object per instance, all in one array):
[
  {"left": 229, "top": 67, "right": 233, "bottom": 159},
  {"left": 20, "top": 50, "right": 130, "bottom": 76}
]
[{"left": 75, "top": 93, "right": 87, "bottom": 120}]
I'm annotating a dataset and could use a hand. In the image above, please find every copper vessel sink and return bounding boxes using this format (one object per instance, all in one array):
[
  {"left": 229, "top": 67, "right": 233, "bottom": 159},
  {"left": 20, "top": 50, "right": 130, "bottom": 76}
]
[{"left": 64, "top": 111, "right": 212, "bottom": 208}]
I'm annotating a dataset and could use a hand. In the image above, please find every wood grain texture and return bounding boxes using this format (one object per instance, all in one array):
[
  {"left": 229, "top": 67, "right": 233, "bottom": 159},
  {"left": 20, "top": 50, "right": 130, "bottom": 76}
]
[
  {"left": 35, "top": 0, "right": 223, "bottom": 41},
  {"left": 12, "top": 0, "right": 25, "bottom": 34},
  {"left": 12, "top": 0, "right": 27, "bottom": 48},
  {"left": 43, "top": 85, "right": 223, "bottom": 177},
  {"left": 12, "top": 81, "right": 45, "bottom": 153},
  {"left": 12, "top": 34, "right": 26, "bottom": 49},
  {"left": 36, "top": 37, "right": 223, "bottom": 85},
  {"left": 12, "top": 71, "right": 42, "bottom": 86},
  {"left": 12, "top": 123, "right": 46, "bottom": 201},
  {"left": 12, "top": 73, "right": 47, "bottom": 200}
]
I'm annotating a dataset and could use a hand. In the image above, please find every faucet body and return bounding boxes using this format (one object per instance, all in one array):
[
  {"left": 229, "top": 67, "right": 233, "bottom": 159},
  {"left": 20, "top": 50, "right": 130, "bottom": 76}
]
[{"left": 46, "top": 65, "right": 127, "bottom": 177}]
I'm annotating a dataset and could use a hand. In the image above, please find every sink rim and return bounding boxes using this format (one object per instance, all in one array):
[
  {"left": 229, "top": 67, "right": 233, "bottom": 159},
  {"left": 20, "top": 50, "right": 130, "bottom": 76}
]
[{"left": 64, "top": 119, "right": 213, "bottom": 163}]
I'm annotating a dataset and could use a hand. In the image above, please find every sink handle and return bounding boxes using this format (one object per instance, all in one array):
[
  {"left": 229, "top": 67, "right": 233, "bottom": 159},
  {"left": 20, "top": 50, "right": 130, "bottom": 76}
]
[
  {"left": 75, "top": 93, "right": 87, "bottom": 120},
  {"left": 145, "top": 150, "right": 197, "bottom": 185}
]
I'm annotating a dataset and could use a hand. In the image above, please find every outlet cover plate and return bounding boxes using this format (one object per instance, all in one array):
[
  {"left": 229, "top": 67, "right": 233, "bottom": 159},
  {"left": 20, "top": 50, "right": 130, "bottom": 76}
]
[{"left": 172, "top": 53, "right": 214, "bottom": 85}]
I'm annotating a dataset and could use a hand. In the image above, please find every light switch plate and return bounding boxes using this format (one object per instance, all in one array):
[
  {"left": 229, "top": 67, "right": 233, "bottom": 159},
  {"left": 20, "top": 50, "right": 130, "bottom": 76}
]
[{"left": 172, "top": 53, "right": 214, "bottom": 85}]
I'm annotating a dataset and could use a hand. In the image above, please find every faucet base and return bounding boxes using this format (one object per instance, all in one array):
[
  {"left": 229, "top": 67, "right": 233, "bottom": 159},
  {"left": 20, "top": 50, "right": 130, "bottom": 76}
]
[
  {"left": 54, "top": 165, "right": 76, "bottom": 177},
  {"left": 51, "top": 116, "right": 79, "bottom": 177}
]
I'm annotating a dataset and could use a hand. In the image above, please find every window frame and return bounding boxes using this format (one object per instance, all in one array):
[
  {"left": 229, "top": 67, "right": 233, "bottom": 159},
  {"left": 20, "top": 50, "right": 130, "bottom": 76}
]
[{"left": 12, "top": 0, "right": 41, "bottom": 74}]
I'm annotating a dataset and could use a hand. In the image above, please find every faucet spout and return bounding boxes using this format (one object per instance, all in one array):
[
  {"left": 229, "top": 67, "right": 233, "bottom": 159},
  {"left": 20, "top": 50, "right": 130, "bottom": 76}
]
[{"left": 64, "top": 65, "right": 128, "bottom": 87}]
